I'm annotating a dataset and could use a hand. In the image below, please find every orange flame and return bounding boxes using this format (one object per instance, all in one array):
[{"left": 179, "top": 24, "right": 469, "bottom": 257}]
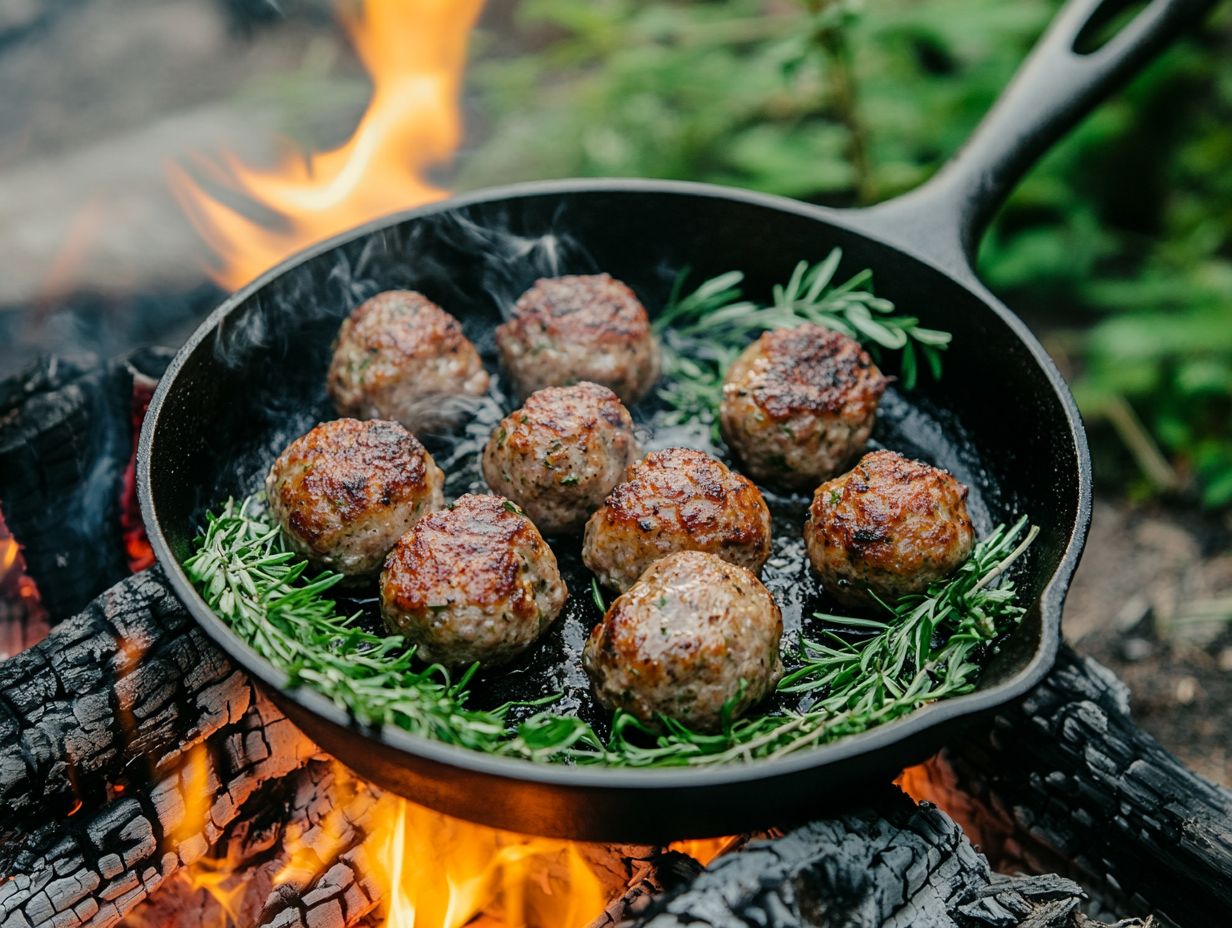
[
  {"left": 370, "top": 797, "right": 609, "bottom": 928},
  {"left": 159, "top": 754, "right": 732, "bottom": 928},
  {"left": 170, "top": 0, "right": 483, "bottom": 290}
]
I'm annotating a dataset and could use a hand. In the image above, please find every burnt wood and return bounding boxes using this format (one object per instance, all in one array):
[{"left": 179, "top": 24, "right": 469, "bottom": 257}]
[
  {"left": 0, "top": 568, "right": 255, "bottom": 850},
  {"left": 0, "top": 688, "right": 313, "bottom": 928},
  {"left": 132, "top": 760, "right": 385, "bottom": 928},
  {"left": 925, "top": 646, "right": 1232, "bottom": 928},
  {"left": 0, "top": 350, "right": 170, "bottom": 619},
  {"left": 627, "top": 791, "right": 1146, "bottom": 928}
]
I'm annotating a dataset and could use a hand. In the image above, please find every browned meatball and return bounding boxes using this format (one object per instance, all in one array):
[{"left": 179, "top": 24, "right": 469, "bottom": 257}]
[
  {"left": 720, "top": 325, "right": 888, "bottom": 490},
  {"left": 583, "top": 551, "right": 783, "bottom": 732},
  {"left": 481, "top": 382, "right": 642, "bottom": 535},
  {"left": 804, "top": 449, "right": 975, "bottom": 607},
  {"left": 379, "top": 494, "right": 568, "bottom": 667},
  {"left": 327, "top": 290, "right": 489, "bottom": 433},
  {"left": 265, "top": 419, "right": 444, "bottom": 577},
  {"left": 495, "top": 274, "right": 660, "bottom": 404},
  {"left": 582, "top": 448, "right": 772, "bottom": 592}
]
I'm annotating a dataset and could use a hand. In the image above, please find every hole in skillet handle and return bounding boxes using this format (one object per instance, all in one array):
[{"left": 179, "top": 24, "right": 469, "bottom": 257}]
[{"left": 1074, "top": 0, "right": 1155, "bottom": 54}]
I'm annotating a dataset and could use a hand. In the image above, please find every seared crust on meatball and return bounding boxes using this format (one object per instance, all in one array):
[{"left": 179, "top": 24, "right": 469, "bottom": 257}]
[
  {"left": 481, "top": 382, "right": 641, "bottom": 535},
  {"left": 582, "top": 448, "right": 772, "bottom": 592},
  {"left": 327, "top": 290, "right": 489, "bottom": 433},
  {"left": 265, "top": 418, "right": 444, "bottom": 577},
  {"left": 583, "top": 551, "right": 783, "bottom": 732},
  {"left": 379, "top": 494, "right": 568, "bottom": 667},
  {"left": 720, "top": 325, "right": 888, "bottom": 490},
  {"left": 804, "top": 449, "right": 975, "bottom": 607},
  {"left": 495, "top": 274, "right": 660, "bottom": 404}
]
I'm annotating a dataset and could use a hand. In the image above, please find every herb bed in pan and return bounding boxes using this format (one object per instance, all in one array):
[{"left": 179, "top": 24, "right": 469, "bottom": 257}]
[{"left": 184, "top": 248, "right": 1035, "bottom": 768}]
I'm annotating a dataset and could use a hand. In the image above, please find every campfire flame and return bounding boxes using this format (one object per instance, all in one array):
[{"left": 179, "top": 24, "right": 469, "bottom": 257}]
[
  {"left": 168, "top": 754, "right": 729, "bottom": 928},
  {"left": 371, "top": 798, "right": 608, "bottom": 928},
  {"left": 169, "top": 0, "right": 483, "bottom": 290}
]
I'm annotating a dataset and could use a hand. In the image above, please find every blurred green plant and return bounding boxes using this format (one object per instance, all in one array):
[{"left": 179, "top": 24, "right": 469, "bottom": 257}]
[{"left": 461, "top": 0, "right": 1232, "bottom": 506}]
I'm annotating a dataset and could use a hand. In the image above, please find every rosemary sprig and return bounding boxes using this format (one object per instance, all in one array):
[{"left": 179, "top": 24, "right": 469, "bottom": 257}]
[
  {"left": 655, "top": 248, "right": 952, "bottom": 424},
  {"left": 183, "top": 497, "right": 600, "bottom": 761},
  {"left": 598, "top": 517, "right": 1037, "bottom": 766},
  {"left": 187, "top": 496, "right": 1032, "bottom": 768}
]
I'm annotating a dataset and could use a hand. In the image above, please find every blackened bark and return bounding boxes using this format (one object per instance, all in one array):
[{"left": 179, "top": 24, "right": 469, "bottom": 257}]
[
  {"left": 628, "top": 791, "right": 1145, "bottom": 928},
  {"left": 931, "top": 645, "right": 1232, "bottom": 928},
  {"left": 0, "top": 690, "right": 314, "bottom": 928},
  {"left": 0, "top": 349, "right": 171, "bottom": 620},
  {"left": 0, "top": 568, "right": 253, "bottom": 853}
]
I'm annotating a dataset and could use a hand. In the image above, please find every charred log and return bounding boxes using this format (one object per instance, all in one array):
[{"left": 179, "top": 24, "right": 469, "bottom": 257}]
[
  {"left": 0, "top": 690, "right": 314, "bottom": 928},
  {"left": 0, "top": 567, "right": 257, "bottom": 851},
  {"left": 627, "top": 790, "right": 1146, "bottom": 928},
  {"left": 921, "top": 645, "right": 1232, "bottom": 928},
  {"left": 0, "top": 349, "right": 171, "bottom": 620},
  {"left": 123, "top": 760, "right": 384, "bottom": 928}
]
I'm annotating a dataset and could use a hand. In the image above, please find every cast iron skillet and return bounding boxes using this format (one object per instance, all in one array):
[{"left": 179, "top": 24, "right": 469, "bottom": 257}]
[{"left": 138, "top": 0, "right": 1215, "bottom": 841}]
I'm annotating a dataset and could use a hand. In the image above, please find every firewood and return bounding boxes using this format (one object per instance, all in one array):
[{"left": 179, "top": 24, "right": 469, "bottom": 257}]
[
  {"left": 0, "top": 689, "right": 315, "bottom": 928},
  {"left": 0, "top": 568, "right": 255, "bottom": 851},
  {"left": 625, "top": 790, "right": 1148, "bottom": 928},
  {"left": 0, "top": 350, "right": 170, "bottom": 621},
  {"left": 123, "top": 761, "right": 383, "bottom": 928},
  {"left": 918, "top": 644, "right": 1232, "bottom": 928}
]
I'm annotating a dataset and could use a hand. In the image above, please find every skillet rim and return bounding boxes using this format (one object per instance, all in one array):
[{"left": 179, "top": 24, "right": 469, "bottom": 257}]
[{"left": 137, "top": 176, "right": 1093, "bottom": 792}]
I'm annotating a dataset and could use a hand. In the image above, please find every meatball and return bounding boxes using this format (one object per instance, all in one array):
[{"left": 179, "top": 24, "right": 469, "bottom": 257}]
[
  {"left": 720, "top": 324, "right": 888, "bottom": 490},
  {"left": 481, "top": 383, "right": 641, "bottom": 535},
  {"left": 804, "top": 449, "right": 975, "bottom": 607},
  {"left": 495, "top": 274, "right": 660, "bottom": 405},
  {"left": 583, "top": 551, "right": 783, "bottom": 732},
  {"left": 582, "top": 448, "right": 772, "bottom": 592},
  {"left": 379, "top": 494, "right": 568, "bottom": 667},
  {"left": 265, "top": 419, "right": 444, "bottom": 577},
  {"left": 327, "top": 290, "right": 489, "bottom": 434}
]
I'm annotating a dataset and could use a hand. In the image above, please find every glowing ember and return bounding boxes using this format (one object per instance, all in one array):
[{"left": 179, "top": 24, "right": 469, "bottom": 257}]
[
  {"left": 895, "top": 764, "right": 934, "bottom": 804},
  {"left": 0, "top": 508, "right": 49, "bottom": 657},
  {"left": 169, "top": 0, "right": 483, "bottom": 290},
  {"left": 121, "top": 366, "right": 160, "bottom": 572},
  {"left": 666, "top": 837, "right": 736, "bottom": 866}
]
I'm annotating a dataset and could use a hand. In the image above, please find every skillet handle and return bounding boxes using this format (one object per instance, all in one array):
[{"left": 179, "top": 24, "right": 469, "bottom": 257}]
[{"left": 847, "top": 0, "right": 1218, "bottom": 278}]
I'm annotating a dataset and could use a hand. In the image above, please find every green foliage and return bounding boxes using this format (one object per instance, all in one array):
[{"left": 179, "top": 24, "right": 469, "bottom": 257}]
[{"left": 463, "top": 0, "right": 1232, "bottom": 506}]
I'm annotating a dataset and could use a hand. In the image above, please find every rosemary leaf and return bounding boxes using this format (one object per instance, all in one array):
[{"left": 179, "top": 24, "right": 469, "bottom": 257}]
[{"left": 654, "top": 247, "right": 952, "bottom": 425}]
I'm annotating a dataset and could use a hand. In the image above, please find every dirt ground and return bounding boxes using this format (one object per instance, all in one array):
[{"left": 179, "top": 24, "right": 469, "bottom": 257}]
[{"left": 1063, "top": 497, "right": 1232, "bottom": 786}]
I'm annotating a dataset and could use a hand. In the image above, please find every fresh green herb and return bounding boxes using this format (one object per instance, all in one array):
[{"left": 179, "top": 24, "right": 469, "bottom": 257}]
[
  {"left": 561, "top": 474, "right": 581, "bottom": 486},
  {"left": 188, "top": 497, "right": 1032, "bottom": 768},
  {"left": 655, "top": 248, "right": 952, "bottom": 425},
  {"left": 184, "top": 497, "right": 602, "bottom": 761},
  {"left": 598, "top": 518, "right": 1037, "bottom": 766},
  {"left": 591, "top": 576, "right": 608, "bottom": 612},
  {"left": 502, "top": 500, "right": 522, "bottom": 514}
]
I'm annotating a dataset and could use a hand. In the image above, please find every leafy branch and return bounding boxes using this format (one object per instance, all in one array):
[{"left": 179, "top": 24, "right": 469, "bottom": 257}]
[
  {"left": 655, "top": 248, "right": 952, "bottom": 425},
  {"left": 187, "top": 496, "right": 1032, "bottom": 768}
]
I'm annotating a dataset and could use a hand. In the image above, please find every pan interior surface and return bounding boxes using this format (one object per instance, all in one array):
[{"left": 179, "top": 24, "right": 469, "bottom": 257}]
[{"left": 143, "top": 183, "right": 1085, "bottom": 834}]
